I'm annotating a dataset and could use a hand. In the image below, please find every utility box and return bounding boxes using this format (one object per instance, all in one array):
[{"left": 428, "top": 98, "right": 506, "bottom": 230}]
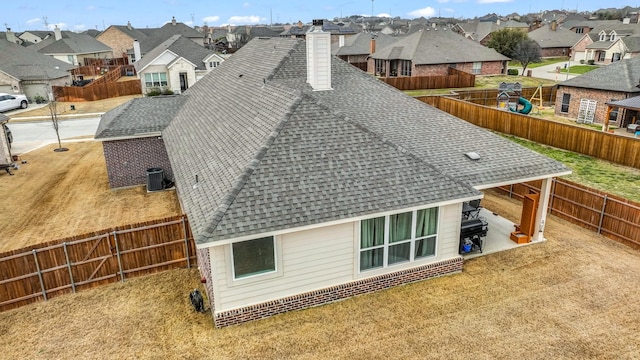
[
  {"left": 0, "top": 115, "right": 12, "bottom": 167},
  {"left": 146, "top": 167, "right": 164, "bottom": 192}
]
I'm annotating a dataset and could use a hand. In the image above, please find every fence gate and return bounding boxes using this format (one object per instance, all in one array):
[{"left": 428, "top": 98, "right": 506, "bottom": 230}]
[{"left": 577, "top": 99, "right": 597, "bottom": 124}]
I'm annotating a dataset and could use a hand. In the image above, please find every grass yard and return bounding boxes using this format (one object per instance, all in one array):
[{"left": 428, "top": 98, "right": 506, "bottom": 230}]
[
  {"left": 0, "top": 141, "right": 182, "bottom": 253},
  {"left": 509, "top": 57, "right": 569, "bottom": 68},
  {"left": 1, "top": 191, "right": 639, "bottom": 359},
  {"left": 405, "top": 75, "right": 556, "bottom": 96},
  {"left": 9, "top": 94, "right": 142, "bottom": 121},
  {"left": 559, "top": 65, "right": 599, "bottom": 75}
]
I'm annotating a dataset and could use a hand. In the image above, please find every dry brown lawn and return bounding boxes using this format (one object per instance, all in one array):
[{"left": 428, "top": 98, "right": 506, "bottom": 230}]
[
  {"left": 9, "top": 94, "right": 142, "bottom": 120},
  {"left": 0, "top": 141, "right": 181, "bottom": 253},
  {"left": 1, "top": 191, "right": 639, "bottom": 359}
]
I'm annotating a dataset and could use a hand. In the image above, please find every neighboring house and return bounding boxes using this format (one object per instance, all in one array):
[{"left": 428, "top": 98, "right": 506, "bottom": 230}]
[
  {"left": 0, "top": 39, "right": 73, "bottom": 100},
  {"left": 124, "top": 18, "right": 207, "bottom": 63},
  {"left": 369, "top": 27, "right": 510, "bottom": 77},
  {"left": 17, "top": 30, "right": 53, "bottom": 45},
  {"left": 96, "top": 22, "right": 150, "bottom": 58},
  {"left": 94, "top": 95, "right": 187, "bottom": 188},
  {"left": 332, "top": 32, "right": 396, "bottom": 69},
  {"left": 453, "top": 19, "right": 529, "bottom": 44},
  {"left": 554, "top": 56, "right": 640, "bottom": 127},
  {"left": 133, "top": 35, "right": 222, "bottom": 94},
  {"left": 1, "top": 30, "right": 23, "bottom": 45},
  {"left": 570, "top": 21, "right": 640, "bottom": 64},
  {"left": 28, "top": 27, "right": 113, "bottom": 65},
  {"left": 528, "top": 21, "right": 583, "bottom": 58},
  {"left": 97, "top": 30, "right": 569, "bottom": 327}
]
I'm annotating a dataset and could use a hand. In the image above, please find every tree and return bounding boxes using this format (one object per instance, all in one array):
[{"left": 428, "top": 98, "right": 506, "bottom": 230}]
[
  {"left": 48, "top": 100, "right": 68, "bottom": 152},
  {"left": 486, "top": 28, "right": 528, "bottom": 58},
  {"left": 511, "top": 38, "right": 542, "bottom": 76}
]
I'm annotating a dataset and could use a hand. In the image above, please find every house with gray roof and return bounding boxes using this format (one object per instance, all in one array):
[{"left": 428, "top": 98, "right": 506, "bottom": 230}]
[
  {"left": 570, "top": 21, "right": 640, "bottom": 64},
  {"left": 96, "top": 28, "right": 569, "bottom": 327},
  {"left": 28, "top": 27, "right": 113, "bottom": 66},
  {"left": 332, "top": 32, "right": 396, "bottom": 71},
  {"left": 528, "top": 21, "right": 583, "bottom": 58},
  {"left": 370, "top": 27, "right": 510, "bottom": 77},
  {"left": 96, "top": 22, "right": 150, "bottom": 58},
  {"left": 0, "top": 39, "right": 73, "bottom": 100},
  {"left": 453, "top": 19, "right": 529, "bottom": 45},
  {"left": 133, "top": 35, "right": 222, "bottom": 94},
  {"left": 554, "top": 56, "right": 640, "bottom": 127}
]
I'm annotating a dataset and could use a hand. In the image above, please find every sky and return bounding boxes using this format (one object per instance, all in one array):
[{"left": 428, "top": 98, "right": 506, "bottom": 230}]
[{"left": 1, "top": 1, "right": 635, "bottom": 32}]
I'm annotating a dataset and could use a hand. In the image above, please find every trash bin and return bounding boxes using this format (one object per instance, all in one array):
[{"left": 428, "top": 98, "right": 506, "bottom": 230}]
[
  {"left": 526, "top": 70, "right": 532, "bottom": 77},
  {"left": 70, "top": 104, "right": 75, "bottom": 110},
  {"left": 146, "top": 168, "right": 164, "bottom": 191}
]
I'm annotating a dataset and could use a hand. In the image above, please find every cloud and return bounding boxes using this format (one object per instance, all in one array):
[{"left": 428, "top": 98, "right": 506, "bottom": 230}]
[
  {"left": 227, "top": 15, "right": 262, "bottom": 25},
  {"left": 86, "top": 5, "right": 96, "bottom": 11},
  {"left": 408, "top": 7, "right": 436, "bottom": 18},
  {"left": 377, "top": 13, "right": 391, "bottom": 18},
  {"left": 243, "top": 2, "right": 250, "bottom": 8},
  {"left": 184, "top": 21, "right": 193, "bottom": 26},
  {"left": 73, "top": 24, "right": 87, "bottom": 31},
  {"left": 26, "top": 18, "right": 41, "bottom": 25},
  {"left": 477, "top": 0, "right": 512, "bottom": 3},
  {"left": 203, "top": 16, "right": 220, "bottom": 23},
  {"left": 437, "top": 0, "right": 450, "bottom": 3}
]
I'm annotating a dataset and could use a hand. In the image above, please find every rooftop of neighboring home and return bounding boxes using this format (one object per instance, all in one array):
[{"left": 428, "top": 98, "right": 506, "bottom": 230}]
[
  {"left": 332, "top": 32, "right": 396, "bottom": 56},
  {"left": 123, "top": 35, "right": 565, "bottom": 244},
  {"left": 133, "top": 35, "right": 217, "bottom": 72},
  {"left": 455, "top": 19, "right": 529, "bottom": 42},
  {"left": 371, "top": 27, "right": 510, "bottom": 64},
  {"left": 558, "top": 56, "right": 640, "bottom": 93},
  {"left": 28, "top": 28, "right": 111, "bottom": 55},
  {"left": 0, "top": 40, "right": 73, "bottom": 80},
  {"left": 528, "top": 23, "right": 583, "bottom": 48}
]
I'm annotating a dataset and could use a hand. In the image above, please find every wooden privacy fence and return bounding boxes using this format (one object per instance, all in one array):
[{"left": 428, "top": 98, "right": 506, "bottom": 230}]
[
  {"left": 497, "top": 179, "right": 640, "bottom": 247},
  {"left": 449, "top": 86, "right": 557, "bottom": 106},
  {"left": 419, "top": 96, "right": 640, "bottom": 168},
  {"left": 380, "top": 68, "right": 475, "bottom": 90},
  {"left": 0, "top": 215, "right": 194, "bottom": 312},
  {"left": 53, "top": 79, "right": 141, "bottom": 102}
]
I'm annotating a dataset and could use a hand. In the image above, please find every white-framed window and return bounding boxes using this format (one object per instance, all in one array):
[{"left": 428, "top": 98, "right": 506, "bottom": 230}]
[
  {"left": 143, "top": 72, "right": 168, "bottom": 87},
  {"left": 472, "top": 62, "right": 482, "bottom": 74},
  {"left": 375, "top": 59, "right": 385, "bottom": 76},
  {"left": 209, "top": 61, "right": 220, "bottom": 68},
  {"left": 609, "top": 31, "right": 617, "bottom": 42},
  {"left": 599, "top": 31, "right": 607, "bottom": 41},
  {"left": 359, "top": 207, "right": 438, "bottom": 271},
  {"left": 231, "top": 236, "right": 276, "bottom": 279},
  {"left": 67, "top": 55, "right": 74, "bottom": 64},
  {"left": 400, "top": 60, "right": 412, "bottom": 76}
]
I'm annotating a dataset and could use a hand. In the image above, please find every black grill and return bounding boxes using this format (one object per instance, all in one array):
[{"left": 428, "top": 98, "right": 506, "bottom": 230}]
[{"left": 460, "top": 218, "right": 488, "bottom": 254}]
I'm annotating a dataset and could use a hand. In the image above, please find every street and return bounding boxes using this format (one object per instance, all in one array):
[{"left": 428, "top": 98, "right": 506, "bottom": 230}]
[{"left": 6, "top": 117, "right": 101, "bottom": 154}]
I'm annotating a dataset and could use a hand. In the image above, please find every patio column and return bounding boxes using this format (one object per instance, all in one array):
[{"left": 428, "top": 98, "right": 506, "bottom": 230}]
[{"left": 533, "top": 178, "right": 552, "bottom": 241}]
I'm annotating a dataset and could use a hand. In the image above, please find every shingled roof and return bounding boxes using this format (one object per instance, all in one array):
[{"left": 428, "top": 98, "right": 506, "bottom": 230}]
[
  {"left": 371, "top": 28, "right": 509, "bottom": 64},
  {"left": 0, "top": 40, "right": 73, "bottom": 80},
  {"left": 156, "top": 37, "right": 567, "bottom": 244},
  {"left": 528, "top": 24, "right": 583, "bottom": 49},
  {"left": 29, "top": 30, "right": 111, "bottom": 55},
  {"left": 332, "top": 32, "right": 396, "bottom": 57},
  {"left": 95, "top": 96, "right": 187, "bottom": 140},
  {"left": 133, "top": 35, "right": 216, "bottom": 72},
  {"left": 559, "top": 56, "right": 640, "bottom": 93}
]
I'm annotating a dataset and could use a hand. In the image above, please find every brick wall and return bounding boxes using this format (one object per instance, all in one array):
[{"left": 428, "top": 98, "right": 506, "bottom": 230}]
[
  {"left": 541, "top": 47, "right": 569, "bottom": 58},
  {"left": 97, "top": 27, "right": 134, "bottom": 58},
  {"left": 412, "top": 61, "right": 504, "bottom": 77},
  {"left": 554, "top": 86, "right": 629, "bottom": 125},
  {"left": 102, "top": 137, "right": 174, "bottom": 189},
  {"left": 196, "top": 248, "right": 215, "bottom": 315},
  {"left": 213, "top": 257, "right": 463, "bottom": 328}
]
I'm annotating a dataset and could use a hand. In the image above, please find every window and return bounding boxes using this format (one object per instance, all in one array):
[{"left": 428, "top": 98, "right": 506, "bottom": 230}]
[
  {"left": 67, "top": 55, "right": 74, "bottom": 64},
  {"left": 400, "top": 60, "right": 412, "bottom": 76},
  {"left": 472, "top": 62, "right": 482, "bottom": 75},
  {"left": 575, "top": 27, "right": 584, "bottom": 34},
  {"left": 209, "top": 61, "right": 220, "bottom": 68},
  {"left": 609, "top": 100, "right": 619, "bottom": 122},
  {"left": 597, "top": 52, "right": 606, "bottom": 62},
  {"left": 232, "top": 236, "right": 276, "bottom": 278},
  {"left": 609, "top": 32, "right": 616, "bottom": 42},
  {"left": 599, "top": 31, "right": 607, "bottom": 41},
  {"left": 143, "top": 72, "right": 168, "bottom": 87},
  {"left": 360, "top": 207, "right": 438, "bottom": 271},
  {"left": 375, "top": 59, "right": 385, "bottom": 76},
  {"left": 561, "top": 93, "right": 570, "bottom": 113},
  {"left": 612, "top": 53, "right": 621, "bottom": 62}
]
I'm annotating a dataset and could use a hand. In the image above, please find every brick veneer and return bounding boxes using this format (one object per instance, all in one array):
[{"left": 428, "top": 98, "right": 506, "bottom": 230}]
[
  {"left": 213, "top": 257, "right": 463, "bottom": 328},
  {"left": 102, "top": 137, "right": 174, "bottom": 189},
  {"left": 554, "top": 86, "right": 629, "bottom": 125},
  {"left": 96, "top": 27, "right": 135, "bottom": 58},
  {"left": 367, "top": 59, "right": 505, "bottom": 77},
  {"left": 196, "top": 248, "right": 215, "bottom": 314}
]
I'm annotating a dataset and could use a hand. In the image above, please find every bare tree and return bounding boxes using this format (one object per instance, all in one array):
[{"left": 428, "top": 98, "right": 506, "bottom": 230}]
[
  {"left": 512, "top": 39, "right": 542, "bottom": 76},
  {"left": 48, "top": 100, "right": 68, "bottom": 152}
]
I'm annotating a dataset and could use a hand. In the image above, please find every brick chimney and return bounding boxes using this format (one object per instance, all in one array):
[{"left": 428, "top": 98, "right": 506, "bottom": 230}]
[
  {"left": 550, "top": 20, "right": 557, "bottom": 31},
  {"left": 5, "top": 28, "right": 18, "bottom": 44},
  {"left": 54, "top": 25, "right": 62, "bottom": 41},
  {"left": 369, "top": 37, "right": 376, "bottom": 54},
  {"left": 306, "top": 19, "right": 332, "bottom": 91}
]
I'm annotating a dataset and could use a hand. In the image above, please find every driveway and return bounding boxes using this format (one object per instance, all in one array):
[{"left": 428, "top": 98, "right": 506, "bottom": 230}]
[{"left": 513, "top": 60, "right": 578, "bottom": 81}]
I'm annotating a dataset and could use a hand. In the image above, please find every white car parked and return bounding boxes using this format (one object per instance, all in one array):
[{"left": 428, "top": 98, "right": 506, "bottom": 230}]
[{"left": 0, "top": 93, "right": 28, "bottom": 112}]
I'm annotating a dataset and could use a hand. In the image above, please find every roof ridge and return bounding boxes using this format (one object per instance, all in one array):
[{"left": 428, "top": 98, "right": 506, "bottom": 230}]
[
  {"left": 267, "top": 38, "right": 303, "bottom": 82},
  {"left": 198, "top": 90, "right": 304, "bottom": 243}
]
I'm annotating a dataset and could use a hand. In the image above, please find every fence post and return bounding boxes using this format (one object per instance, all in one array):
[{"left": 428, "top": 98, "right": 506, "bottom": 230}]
[
  {"left": 113, "top": 231, "right": 125, "bottom": 282},
  {"left": 182, "top": 216, "right": 191, "bottom": 269},
  {"left": 32, "top": 249, "right": 47, "bottom": 301},
  {"left": 509, "top": 184, "right": 514, "bottom": 198},
  {"left": 549, "top": 178, "right": 557, "bottom": 214},
  {"left": 597, "top": 195, "right": 608, "bottom": 234},
  {"left": 63, "top": 242, "right": 76, "bottom": 293}
]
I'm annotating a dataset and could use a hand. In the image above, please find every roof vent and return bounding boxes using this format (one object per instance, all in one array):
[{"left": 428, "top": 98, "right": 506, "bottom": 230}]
[{"left": 465, "top": 152, "right": 481, "bottom": 160}]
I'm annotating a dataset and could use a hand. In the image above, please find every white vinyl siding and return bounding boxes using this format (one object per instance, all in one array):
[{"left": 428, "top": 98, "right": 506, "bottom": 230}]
[{"left": 212, "top": 222, "right": 354, "bottom": 312}]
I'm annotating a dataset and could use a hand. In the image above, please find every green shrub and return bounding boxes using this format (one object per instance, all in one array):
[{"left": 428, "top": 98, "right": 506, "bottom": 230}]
[
  {"left": 580, "top": 59, "right": 585, "bottom": 64},
  {"left": 162, "top": 89, "right": 174, "bottom": 95},
  {"left": 146, "top": 88, "right": 162, "bottom": 97},
  {"left": 507, "top": 69, "right": 519, "bottom": 75},
  {"left": 587, "top": 59, "right": 595, "bottom": 65}
]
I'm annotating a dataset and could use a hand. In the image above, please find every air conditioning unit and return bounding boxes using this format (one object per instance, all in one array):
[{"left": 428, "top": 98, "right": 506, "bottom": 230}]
[{"left": 146, "top": 168, "right": 164, "bottom": 192}]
